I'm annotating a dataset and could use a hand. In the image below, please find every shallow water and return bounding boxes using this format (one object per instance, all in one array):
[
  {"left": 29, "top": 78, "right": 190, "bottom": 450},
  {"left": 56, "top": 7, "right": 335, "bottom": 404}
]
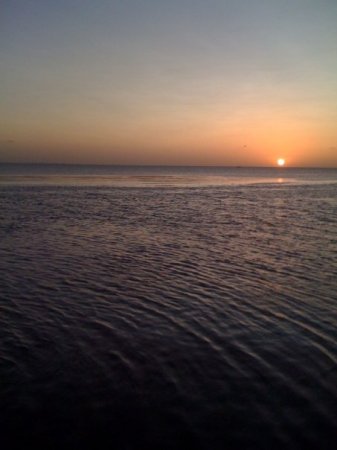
[{"left": 0, "top": 166, "right": 336, "bottom": 449}]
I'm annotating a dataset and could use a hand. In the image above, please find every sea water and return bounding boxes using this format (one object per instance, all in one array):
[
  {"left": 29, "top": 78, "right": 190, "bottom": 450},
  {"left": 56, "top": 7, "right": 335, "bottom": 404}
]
[{"left": 0, "top": 164, "right": 336, "bottom": 449}]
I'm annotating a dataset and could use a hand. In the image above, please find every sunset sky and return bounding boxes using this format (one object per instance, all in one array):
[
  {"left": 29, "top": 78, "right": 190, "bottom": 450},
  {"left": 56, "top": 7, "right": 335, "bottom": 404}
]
[{"left": 1, "top": 0, "right": 337, "bottom": 167}]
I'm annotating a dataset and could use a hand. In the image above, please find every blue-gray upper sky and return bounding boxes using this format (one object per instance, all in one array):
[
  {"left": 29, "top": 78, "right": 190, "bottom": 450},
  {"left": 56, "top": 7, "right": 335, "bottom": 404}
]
[{"left": 1, "top": 0, "right": 337, "bottom": 166}]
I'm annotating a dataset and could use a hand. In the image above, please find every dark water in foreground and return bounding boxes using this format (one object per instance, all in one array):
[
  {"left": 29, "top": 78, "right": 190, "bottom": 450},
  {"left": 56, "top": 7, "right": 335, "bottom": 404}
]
[{"left": 1, "top": 165, "right": 337, "bottom": 449}]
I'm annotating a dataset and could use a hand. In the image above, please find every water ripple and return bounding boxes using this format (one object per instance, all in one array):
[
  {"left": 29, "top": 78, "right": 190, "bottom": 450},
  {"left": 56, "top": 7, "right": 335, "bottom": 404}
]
[{"left": 1, "top": 180, "right": 336, "bottom": 449}]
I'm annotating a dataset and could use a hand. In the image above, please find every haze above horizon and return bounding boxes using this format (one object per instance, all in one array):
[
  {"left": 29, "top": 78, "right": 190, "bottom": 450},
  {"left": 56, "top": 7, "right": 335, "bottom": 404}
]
[{"left": 1, "top": 1, "right": 337, "bottom": 167}]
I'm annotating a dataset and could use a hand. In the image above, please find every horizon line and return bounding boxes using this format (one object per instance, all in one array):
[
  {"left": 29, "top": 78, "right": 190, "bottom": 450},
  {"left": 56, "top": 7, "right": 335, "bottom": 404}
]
[{"left": 0, "top": 161, "right": 337, "bottom": 170}]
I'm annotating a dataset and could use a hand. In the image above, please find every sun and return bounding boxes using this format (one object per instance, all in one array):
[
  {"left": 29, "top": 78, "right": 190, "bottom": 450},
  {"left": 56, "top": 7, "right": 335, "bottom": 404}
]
[{"left": 277, "top": 158, "right": 285, "bottom": 167}]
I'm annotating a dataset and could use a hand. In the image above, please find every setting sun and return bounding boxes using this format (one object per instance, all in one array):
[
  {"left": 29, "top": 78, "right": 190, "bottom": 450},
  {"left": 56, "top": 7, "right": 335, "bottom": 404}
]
[{"left": 277, "top": 158, "right": 285, "bottom": 167}]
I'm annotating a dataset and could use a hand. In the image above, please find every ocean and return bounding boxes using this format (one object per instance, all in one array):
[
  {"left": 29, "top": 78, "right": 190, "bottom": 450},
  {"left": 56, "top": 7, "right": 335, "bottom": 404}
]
[{"left": 0, "top": 164, "right": 336, "bottom": 449}]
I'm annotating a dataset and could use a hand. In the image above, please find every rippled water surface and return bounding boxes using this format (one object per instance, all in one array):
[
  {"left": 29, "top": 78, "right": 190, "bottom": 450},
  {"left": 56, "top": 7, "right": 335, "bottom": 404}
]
[{"left": 1, "top": 166, "right": 337, "bottom": 449}]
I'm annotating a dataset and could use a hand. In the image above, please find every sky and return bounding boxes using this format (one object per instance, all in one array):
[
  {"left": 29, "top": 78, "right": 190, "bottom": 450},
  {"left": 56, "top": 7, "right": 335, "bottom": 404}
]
[{"left": 1, "top": 0, "right": 337, "bottom": 167}]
